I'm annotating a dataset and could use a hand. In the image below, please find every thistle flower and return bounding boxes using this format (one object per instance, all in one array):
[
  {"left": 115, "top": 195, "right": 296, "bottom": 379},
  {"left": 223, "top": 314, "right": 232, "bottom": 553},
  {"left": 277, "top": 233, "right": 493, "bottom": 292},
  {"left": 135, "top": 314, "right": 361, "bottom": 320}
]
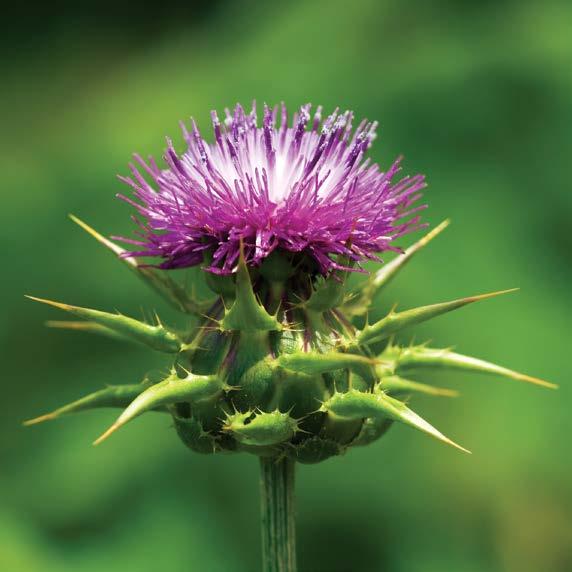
[
  {"left": 26, "top": 103, "right": 555, "bottom": 572},
  {"left": 117, "top": 103, "right": 426, "bottom": 274}
]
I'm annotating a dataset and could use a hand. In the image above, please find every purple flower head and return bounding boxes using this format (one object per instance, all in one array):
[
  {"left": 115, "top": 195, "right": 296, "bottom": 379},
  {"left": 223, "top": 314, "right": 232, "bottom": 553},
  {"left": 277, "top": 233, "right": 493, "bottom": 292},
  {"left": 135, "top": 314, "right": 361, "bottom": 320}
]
[{"left": 118, "top": 103, "right": 427, "bottom": 275}]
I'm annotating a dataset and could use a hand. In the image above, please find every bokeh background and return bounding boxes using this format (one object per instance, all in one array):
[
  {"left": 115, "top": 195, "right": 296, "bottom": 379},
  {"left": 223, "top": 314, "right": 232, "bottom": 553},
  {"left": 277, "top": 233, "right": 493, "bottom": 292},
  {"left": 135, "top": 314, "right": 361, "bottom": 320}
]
[{"left": 2, "top": 1, "right": 571, "bottom": 570}]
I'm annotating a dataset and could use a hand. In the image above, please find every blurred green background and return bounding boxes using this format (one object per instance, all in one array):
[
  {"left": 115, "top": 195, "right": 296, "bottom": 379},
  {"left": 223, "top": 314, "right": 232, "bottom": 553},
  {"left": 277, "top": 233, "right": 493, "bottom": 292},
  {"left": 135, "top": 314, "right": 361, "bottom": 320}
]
[{"left": 2, "top": 0, "right": 571, "bottom": 570}]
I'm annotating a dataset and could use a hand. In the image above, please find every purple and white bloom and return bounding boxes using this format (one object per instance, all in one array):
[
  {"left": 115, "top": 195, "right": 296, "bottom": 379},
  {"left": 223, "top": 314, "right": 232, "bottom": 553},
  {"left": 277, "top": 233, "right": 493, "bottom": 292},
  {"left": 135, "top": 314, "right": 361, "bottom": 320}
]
[{"left": 118, "top": 103, "right": 427, "bottom": 274}]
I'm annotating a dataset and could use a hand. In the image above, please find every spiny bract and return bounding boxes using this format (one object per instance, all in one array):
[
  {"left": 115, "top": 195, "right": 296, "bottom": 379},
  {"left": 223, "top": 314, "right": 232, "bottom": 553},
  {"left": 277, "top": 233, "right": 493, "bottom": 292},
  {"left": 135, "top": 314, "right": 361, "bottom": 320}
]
[
  {"left": 25, "top": 222, "right": 555, "bottom": 461},
  {"left": 25, "top": 104, "right": 555, "bottom": 463}
]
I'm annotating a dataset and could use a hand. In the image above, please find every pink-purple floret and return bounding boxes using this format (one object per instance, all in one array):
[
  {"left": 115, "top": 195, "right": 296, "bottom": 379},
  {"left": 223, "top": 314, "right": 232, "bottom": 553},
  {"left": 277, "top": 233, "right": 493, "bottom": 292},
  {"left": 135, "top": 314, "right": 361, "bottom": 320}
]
[{"left": 117, "top": 103, "right": 427, "bottom": 275}]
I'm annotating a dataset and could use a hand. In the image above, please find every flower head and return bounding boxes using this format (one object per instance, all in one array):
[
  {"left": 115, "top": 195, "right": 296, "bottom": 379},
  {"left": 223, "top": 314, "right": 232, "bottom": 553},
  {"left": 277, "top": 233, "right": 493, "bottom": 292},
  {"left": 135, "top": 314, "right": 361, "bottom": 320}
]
[{"left": 118, "top": 103, "right": 427, "bottom": 274}]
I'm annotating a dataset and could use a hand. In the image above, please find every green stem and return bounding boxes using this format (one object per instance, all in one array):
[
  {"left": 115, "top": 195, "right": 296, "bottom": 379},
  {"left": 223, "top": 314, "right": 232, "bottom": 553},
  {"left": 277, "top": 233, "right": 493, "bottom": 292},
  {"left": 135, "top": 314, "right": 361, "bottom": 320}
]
[{"left": 260, "top": 456, "right": 297, "bottom": 572}]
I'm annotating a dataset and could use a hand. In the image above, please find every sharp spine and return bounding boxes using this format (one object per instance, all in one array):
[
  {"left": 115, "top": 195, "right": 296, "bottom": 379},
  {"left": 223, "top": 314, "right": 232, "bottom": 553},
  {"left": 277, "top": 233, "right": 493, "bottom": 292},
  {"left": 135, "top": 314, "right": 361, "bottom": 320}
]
[
  {"left": 69, "top": 215, "right": 214, "bottom": 316},
  {"left": 94, "top": 372, "right": 224, "bottom": 444},
  {"left": 322, "top": 388, "right": 470, "bottom": 453},
  {"left": 219, "top": 244, "right": 281, "bottom": 332},
  {"left": 24, "top": 381, "right": 153, "bottom": 426},
  {"left": 46, "top": 320, "right": 132, "bottom": 343},
  {"left": 387, "top": 345, "right": 556, "bottom": 389},
  {"left": 378, "top": 375, "right": 459, "bottom": 397},
  {"left": 26, "top": 296, "right": 181, "bottom": 353},
  {"left": 356, "top": 289, "right": 518, "bottom": 347},
  {"left": 343, "top": 220, "right": 450, "bottom": 318},
  {"left": 276, "top": 350, "right": 376, "bottom": 376}
]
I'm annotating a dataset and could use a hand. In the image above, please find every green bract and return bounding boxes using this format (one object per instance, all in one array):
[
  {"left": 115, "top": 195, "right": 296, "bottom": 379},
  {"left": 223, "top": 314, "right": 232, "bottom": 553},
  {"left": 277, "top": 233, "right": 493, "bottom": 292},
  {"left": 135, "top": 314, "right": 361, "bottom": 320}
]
[{"left": 26, "top": 218, "right": 555, "bottom": 462}]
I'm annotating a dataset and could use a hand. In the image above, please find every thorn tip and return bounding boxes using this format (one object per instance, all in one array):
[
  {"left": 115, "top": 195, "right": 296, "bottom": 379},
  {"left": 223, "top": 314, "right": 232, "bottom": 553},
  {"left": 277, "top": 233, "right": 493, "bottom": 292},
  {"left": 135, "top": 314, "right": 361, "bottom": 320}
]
[
  {"left": 467, "top": 288, "right": 519, "bottom": 302},
  {"left": 516, "top": 373, "right": 558, "bottom": 389},
  {"left": 23, "top": 413, "right": 55, "bottom": 426},
  {"left": 93, "top": 423, "right": 121, "bottom": 446}
]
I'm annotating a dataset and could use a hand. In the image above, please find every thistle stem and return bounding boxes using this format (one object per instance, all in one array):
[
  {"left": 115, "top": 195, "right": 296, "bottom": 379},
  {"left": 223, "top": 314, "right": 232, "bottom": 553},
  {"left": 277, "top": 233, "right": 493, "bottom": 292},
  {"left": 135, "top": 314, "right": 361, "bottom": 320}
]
[{"left": 260, "top": 456, "right": 297, "bottom": 572}]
